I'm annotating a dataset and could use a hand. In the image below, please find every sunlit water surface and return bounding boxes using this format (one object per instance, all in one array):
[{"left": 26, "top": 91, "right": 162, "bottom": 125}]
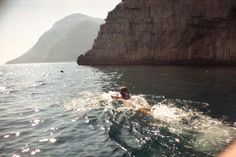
[{"left": 0, "top": 63, "right": 236, "bottom": 157}]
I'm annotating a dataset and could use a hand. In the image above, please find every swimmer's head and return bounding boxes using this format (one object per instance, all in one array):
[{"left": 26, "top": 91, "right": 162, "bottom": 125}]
[{"left": 119, "top": 86, "right": 130, "bottom": 99}]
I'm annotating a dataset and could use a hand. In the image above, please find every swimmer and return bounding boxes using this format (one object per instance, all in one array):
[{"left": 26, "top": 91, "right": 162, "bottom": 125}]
[
  {"left": 111, "top": 86, "right": 152, "bottom": 115},
  {"left": 111, "top": 86, "right": 130, "bottom": 100}
]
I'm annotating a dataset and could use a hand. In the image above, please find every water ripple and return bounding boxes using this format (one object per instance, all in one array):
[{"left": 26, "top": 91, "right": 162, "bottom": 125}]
[{"left": 1, "top": 63, "right": 236, "bottom": 157}]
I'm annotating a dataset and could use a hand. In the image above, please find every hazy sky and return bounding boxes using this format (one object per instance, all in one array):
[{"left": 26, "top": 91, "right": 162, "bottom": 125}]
[{"left": 0, "top": 0, "right": 120, "bottom": 64}]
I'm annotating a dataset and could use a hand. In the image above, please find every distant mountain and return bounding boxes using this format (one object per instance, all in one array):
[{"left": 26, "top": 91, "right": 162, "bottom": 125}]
[{"left": 7, "top": 13, "right": 104, "bottom": 64}]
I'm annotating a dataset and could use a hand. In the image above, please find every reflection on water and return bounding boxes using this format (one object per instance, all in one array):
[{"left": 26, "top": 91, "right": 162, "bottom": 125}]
[{"left": 0, "top": 63, "right": 235, "bottom": 157}]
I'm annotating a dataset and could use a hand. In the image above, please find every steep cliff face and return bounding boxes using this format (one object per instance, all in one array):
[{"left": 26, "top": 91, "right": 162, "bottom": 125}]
[{"left": 78, "top": 0, "right": 236, "bottom": 65}]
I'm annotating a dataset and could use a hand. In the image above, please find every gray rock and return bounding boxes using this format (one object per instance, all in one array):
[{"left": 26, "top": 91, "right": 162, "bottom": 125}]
[
  {"left": 7, "top": 13, "right": 103, "bottom": 64},
  {"left": 78, "top": 0, "right": 236, "bottom": 65}
]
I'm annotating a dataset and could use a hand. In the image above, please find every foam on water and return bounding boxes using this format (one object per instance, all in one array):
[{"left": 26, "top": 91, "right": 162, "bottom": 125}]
[
  {"left": 63, "top": 91, "right": 236, "bottom": 155},
  {"left": 0, "top": 86, "right": 10, "bottom": 94},
  {"left": 0, "top": 86, "right": 6, "bottom": 92},
  {"left": 151, "top": 102, "right": 236, "bottom": 154},
  {"left": 64, "top": 91, "right": 114, "bottom": 118}
]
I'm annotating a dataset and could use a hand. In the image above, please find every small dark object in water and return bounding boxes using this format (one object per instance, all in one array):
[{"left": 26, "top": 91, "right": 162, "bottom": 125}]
[{"left": 60, "top": 70, "right": 64, "bottom": 73}]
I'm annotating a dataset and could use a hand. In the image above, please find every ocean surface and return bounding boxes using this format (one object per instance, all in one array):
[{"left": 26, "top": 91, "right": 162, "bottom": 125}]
[{"left": 0, "top": 62, "right": 236, "bottom": 157}]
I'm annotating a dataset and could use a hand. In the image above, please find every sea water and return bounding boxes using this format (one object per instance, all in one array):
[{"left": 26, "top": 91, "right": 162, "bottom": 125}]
[{"left": 0, "top": 63, "right": 236, "bottom": 157}]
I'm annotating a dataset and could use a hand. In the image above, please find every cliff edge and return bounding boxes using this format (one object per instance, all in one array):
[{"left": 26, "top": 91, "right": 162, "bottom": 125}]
[{"left": 78, "top": 0, "right": 236, "bottom": 65}]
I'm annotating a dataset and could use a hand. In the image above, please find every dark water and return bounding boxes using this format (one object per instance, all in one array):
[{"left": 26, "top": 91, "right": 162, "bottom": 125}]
[{"left": 0, "top": 63, "right": 235, "bottom": 157}]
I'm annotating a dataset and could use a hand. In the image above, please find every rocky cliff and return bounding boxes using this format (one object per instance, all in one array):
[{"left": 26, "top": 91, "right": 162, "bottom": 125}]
[
  {"left": 78, "top": 0, "right": 236, "bottom": 65},
  {"left": 7, "top": 14, "right": 103, "bottom": 64}
]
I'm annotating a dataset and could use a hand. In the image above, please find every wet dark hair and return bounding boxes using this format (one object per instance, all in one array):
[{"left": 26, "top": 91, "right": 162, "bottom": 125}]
[{"left": 119, "top": 86, "right": 130, "bottom": 99}]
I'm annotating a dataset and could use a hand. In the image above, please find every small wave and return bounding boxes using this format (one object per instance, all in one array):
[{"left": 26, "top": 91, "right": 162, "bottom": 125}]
[
  {"left": 31, "top": 82, "right": 46, "bottom": 87},
  {"left": 0, "top": 86, "right": 10, "bottom": 94},
  {"left": 0, "top": 86, "right": 6, "bottom": 91}
]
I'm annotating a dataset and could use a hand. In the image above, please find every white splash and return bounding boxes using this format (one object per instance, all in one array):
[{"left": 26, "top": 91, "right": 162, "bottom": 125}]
[
  {"left": 64, "top": 91, "right": 114, "bottom": 117},
  {"left": 31, "top": 119, "right": 42, "bottom": 127},
  {"left": 0, "top": 86, "right": 6, "bottom": 91},
  {"left": 49, "top": 138, "right": 57, "bottom": 143},
  {"left": 3, "top": 134, "right": 10, "bottom": 138},
  {"left": 39, "top": 139, "right": 49, "bottom": 142},
  {"left": 22, "top": 148, "right": 30, "bottom": 153},
  {"left": 64, "top": 92, "right": 236, "bottom": 154},
  {"left": 15, "top": 132, "right": 20, "bottom": 137},
  {"left": 150, "top": 100, "right": 236, "bottom": 154},
  {"left": 30, "top": 149, "right": 40, "bottom": 155},
  {"left": 0, "top": 86, "right": 10, "bottom": 94},
  {"left": 123, "top": 95, "right": 150, "bottom": 110},
  {"left": 152, "top": 103, "right": 191, "bottom": 123}
]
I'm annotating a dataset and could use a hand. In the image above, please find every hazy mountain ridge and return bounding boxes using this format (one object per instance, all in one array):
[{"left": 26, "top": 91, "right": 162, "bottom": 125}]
[{"left": 7, "top": 13, "right": 104, "bottom": 64}]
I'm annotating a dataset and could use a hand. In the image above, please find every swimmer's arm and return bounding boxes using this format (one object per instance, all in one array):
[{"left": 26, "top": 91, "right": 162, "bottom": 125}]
[
  {"left": 111, "top": 95, "right": 121, "bottom": 99},
  {"left": 138, "top": 107, "right": 152, "bottom": 116},
  {"left": 112, "top": 96, "right": 127, "bottom": 104},
  {"left": 217, "top": 140, "right": 236, "bottom": 157},
  {"left": 111, "top": 95, "right": 129, "bottom": 107}
]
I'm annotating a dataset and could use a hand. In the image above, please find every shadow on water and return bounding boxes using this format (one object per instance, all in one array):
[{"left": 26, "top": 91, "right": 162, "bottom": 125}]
[{"left": 94, "top": 66, "right": 236, "bottom": 122}]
